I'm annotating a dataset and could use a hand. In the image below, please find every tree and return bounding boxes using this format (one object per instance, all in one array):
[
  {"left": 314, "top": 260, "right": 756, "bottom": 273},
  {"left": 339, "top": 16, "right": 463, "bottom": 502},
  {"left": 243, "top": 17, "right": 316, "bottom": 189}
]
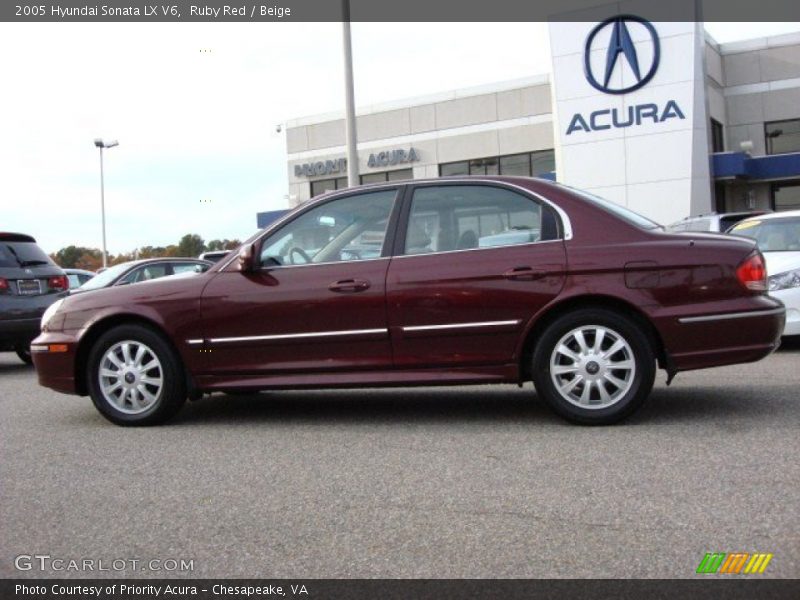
[
  {"left": 207, "top": 238, "right": 242, "bottom": 251},
  {"left": 52, "top": 246, "right": 101, "bottom": 268},
  {"left": 76, "top": 252, "right": 103, "bottom": 271},
  {"left": 176, "top": 234, "right": 205, "bottom": 257}
]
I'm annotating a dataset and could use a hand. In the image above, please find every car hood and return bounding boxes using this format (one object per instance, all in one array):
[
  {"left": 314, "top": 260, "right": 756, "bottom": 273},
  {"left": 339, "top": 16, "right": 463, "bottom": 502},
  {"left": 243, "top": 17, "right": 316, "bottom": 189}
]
[
  {"left": 61, "top": 268, "right": 211, "bottom": 312},
  {"left": 763, "top": 251, "right": 800, "bottom": 276}
]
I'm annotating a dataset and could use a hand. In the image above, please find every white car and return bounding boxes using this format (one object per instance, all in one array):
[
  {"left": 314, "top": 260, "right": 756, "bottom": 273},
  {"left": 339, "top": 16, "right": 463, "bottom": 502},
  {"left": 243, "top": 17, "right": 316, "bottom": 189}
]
[{"left": 729, "top": 210, "right": 800, "bottom": 336}]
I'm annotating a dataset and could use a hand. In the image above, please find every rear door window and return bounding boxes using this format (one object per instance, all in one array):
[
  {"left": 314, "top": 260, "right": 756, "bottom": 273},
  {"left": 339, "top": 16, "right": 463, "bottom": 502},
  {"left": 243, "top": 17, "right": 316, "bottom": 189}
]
[{"left": 402, "top": 184, "right": 559, "bottom": 255}]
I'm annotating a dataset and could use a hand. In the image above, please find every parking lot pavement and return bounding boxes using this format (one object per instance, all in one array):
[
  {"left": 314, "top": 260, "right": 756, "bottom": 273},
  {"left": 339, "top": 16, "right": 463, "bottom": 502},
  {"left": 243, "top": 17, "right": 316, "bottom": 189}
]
[{"left": 1, "top": 341, "right": 798, "bottom": 580}]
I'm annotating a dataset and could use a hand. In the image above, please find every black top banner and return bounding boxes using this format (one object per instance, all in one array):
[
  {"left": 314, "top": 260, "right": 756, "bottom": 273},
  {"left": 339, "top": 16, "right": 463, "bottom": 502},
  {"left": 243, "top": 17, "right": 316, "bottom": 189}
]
[{"left": 3, "top": 0, "right": 800, "bottom": 22}]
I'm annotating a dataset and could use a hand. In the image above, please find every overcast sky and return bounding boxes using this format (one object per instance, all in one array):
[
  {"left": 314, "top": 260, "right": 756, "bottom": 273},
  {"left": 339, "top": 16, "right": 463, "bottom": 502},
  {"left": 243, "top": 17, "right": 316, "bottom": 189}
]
[{"left": 1, "top": 21, "right": 798, "bottom": 256}]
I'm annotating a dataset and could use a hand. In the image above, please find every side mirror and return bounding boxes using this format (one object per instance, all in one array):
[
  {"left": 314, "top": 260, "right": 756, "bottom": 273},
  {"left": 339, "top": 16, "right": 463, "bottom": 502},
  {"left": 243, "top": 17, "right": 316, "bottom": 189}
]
[{"left": 238, "top": 243, "right": 255, "bottom": 272}]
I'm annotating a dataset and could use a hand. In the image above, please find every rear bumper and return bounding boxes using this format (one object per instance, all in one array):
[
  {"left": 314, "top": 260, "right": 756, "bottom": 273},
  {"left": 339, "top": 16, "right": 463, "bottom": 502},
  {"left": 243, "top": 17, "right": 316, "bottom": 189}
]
[
  {"left": 30, "top": 331, "right": 81, "bottom": 395},
  {"left": 657, "top": 302, "right": 785, "bottom": 372},
  {"left": 0, "top": 317, "right": 41, "bottom": 349},
  {"left": 0, "top": 293, "right": 62, "bottom": 348}
]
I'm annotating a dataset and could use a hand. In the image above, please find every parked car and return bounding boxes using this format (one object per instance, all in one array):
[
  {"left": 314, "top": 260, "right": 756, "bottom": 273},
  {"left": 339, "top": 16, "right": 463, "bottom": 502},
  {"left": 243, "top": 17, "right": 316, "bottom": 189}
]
[
  {"left": 666, "top": 211, "right": 769, "bottom": 233},
  {"left": 74, "top": 258, "right": 212, "bottom": 293},
  {"left": 1, "top": 233, "right": 68, "bottom": 364},
  {"left": 728, "top": 209, "right": 800, "bottom": 336},
  {"left": 32, "top": 178, "right": 784, "bottom": 426},
  {"left": 198, "top": 250, "right": 230, "bottom": 263},
  {"left": 63, "top": 268, "right": 95, "bottom": 289}
]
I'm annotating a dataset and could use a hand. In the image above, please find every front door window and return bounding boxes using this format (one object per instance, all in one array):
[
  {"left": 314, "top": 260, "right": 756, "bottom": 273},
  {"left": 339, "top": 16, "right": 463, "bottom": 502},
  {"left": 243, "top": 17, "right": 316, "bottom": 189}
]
[{"left": 259, "top": 190, "right": 397, "bottom": 266}]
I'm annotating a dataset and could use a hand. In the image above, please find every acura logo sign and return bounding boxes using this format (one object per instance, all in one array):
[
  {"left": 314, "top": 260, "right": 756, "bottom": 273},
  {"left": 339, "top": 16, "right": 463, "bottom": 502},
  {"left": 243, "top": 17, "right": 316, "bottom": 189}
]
[{"left": 584, "top": 15, "right": 660, "bottom": 95}]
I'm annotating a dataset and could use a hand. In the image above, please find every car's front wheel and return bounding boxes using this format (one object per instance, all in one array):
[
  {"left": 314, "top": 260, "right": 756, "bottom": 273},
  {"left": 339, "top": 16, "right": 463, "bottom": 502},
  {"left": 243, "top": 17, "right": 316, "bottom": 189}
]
[
  {"left": 532, "top": 309, "right": 655, "bottom": 425},
  {"left": 87, "top": 324, "right": 186, "bottom": 426}
]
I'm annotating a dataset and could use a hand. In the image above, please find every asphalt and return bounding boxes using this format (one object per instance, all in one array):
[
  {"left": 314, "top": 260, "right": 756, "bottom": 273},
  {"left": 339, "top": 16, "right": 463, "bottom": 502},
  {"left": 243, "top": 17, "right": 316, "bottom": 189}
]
[{"left": 1, "top": 341, "right": 798, "bottom": 579}]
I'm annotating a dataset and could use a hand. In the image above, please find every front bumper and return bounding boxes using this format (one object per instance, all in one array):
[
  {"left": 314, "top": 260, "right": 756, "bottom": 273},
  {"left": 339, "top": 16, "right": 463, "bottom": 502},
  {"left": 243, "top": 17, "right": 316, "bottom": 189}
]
[
  {"left": 771, "top": 286, "right": 800, "bottom": 336},
  {"left": 30, "top": 331, "right": 81, "bottom": 395}
]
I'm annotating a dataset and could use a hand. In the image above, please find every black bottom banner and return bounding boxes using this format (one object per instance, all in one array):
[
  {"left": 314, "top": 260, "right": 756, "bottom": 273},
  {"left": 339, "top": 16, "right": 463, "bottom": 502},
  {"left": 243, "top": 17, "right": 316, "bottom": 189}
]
[{"left": 3, "top": 579, "right": 800, "bottom": 600}]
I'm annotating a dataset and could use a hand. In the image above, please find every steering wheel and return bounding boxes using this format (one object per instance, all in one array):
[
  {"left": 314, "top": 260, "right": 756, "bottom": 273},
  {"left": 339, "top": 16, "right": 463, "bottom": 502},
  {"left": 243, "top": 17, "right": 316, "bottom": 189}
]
[{"left": 289, "top": 247, "right": 311, "bottom": 264}]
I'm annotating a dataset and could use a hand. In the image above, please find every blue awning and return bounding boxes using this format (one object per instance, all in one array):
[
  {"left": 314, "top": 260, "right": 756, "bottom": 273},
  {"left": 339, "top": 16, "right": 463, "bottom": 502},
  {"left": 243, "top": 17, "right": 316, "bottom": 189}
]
[{"left": 712, "top": 151, "right": 800, "bottom": 181}]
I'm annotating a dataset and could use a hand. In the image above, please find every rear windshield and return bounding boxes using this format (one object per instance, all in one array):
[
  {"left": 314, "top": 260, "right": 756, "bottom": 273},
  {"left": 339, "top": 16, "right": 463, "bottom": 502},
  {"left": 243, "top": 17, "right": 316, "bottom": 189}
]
[
  {"left": 729, "top": 217, "right": 800, "bottom": 252},
  {"left": 558, "top": 185, "right": 662, "bottom": 230},
  {"left": 0, "top": 241, "right": 54, "bottom": 268}
]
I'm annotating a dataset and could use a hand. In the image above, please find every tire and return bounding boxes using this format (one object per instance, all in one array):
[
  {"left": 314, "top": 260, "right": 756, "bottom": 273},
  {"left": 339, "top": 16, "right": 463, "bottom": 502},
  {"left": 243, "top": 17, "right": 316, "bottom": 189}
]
[
  {"left": 531, "top": 308, "right": 656, "bottom": 425},
  {"left": 15, "top": 345, "right": 33, "bottom": 365},
  {"left": 86, "top": 324, "right": 186, "bottom": 426}
]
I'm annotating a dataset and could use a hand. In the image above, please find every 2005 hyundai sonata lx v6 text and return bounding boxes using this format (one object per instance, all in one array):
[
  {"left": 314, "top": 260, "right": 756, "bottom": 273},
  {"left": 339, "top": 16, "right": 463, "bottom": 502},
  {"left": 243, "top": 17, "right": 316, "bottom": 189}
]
[{"left": 31, "top": 177, "right": 786, "bottom": 426}]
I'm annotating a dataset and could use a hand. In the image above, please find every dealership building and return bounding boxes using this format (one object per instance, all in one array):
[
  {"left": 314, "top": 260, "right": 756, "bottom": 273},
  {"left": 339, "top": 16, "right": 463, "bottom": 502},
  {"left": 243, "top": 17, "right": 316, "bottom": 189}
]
[{"left": 277, "top": 19, "right": 800, "bottom": 227}]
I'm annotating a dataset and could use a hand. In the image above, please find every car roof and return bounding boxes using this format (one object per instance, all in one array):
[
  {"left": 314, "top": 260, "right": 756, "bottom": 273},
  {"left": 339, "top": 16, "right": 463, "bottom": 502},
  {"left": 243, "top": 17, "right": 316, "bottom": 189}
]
[
  {"left": 737, "top": 209, "right": 800, "bottom": 222},
  {"left": 116, "top": 257, "right": 211, "bottom": 267},
  {"left": 673, "top": 211, "right": 767, "bottom": 222}
]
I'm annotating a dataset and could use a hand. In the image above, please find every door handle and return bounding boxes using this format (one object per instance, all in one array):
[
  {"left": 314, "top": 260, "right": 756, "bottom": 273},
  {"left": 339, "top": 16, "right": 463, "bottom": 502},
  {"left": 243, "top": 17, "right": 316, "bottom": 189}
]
[
  {"left": 329, "top": 279, "right": 370, "bottom": 292},
  {"left": 503, "top": 266, "right": 546, "bottom": 281}
]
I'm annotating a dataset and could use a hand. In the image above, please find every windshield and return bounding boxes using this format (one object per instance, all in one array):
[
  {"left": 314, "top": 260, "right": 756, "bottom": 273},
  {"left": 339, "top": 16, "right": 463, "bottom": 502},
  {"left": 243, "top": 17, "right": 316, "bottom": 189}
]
[
  {"left": 0, "top": 241, "right": 54, "bottom": 268},
  {"left": 78, "top": 262, "right": 133, "bottom": 291},
  {"left": 559, "top": 184, "right": 663, "bottom": 230},
  {"left": 729, "top": 217, "right": 800, "bottom": 252}
]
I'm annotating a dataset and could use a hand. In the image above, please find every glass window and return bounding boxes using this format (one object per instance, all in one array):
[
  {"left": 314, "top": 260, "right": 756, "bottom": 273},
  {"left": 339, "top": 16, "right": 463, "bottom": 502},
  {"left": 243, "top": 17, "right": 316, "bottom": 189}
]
[
  {"left": 120, "top": 264, "right": 169, "bottom": 285},
  {"left": 499, "top": 153, "right": 530, "bottom": 176},
  {"left": 79, "top": 262, "right": 131, "bottom": 290},
  {"left": 765, "top": 119, "right": 800, "bottom": 155},
  {"left": 360, "top": 172, "right": 387, "bottom": 184},
  {"left": 361, "top": 168, "right": 413, "bottom": 184},
  {"left": 259, "top": 190, "right": 397, "bottom": 266},
  {"left": 531, "top": 150, "right": 556, "bottom": 176},
  {"left": 403, "top": 185, "right": 558, "bottom": 256},
  {"left": 714, "top": 182, "right": 726, "bottom": 212},
  {"left": 0, "top": 241, "right": 53, "bottom": 268},
  {"left": 730, "top": 217, "right": 800, "bottom": 252},
  {"left": 773, "top": 182, "right": 800, "bottom": 211},
  {"left": 560, "top": 185, "right": 662, "bottom": 230},
  {"left": 441, "top": 151, "right": 556, "bottom": 179},
  {"left": 469, "top": 158, "right": 499, "bottom": 176},
  {"left": 440, "top": 161, "right": 469, "bottom": 177},
  {"left": 711, "top": 119, "right": 724, "bottom": 153},
  {"left": 172, "top": 262, "right": 208, "bottom": 274},
  {"left": 310, "top": 177, "right": 348, "bottom": 198},
  {"left": 387, "top": 168, "right": 412, "bottom": 181}
]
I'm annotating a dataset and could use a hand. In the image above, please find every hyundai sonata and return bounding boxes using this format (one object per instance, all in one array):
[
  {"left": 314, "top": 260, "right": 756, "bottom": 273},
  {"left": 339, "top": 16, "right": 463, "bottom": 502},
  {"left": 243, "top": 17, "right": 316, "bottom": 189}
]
[{"left": 32, "top": 178, "right": 785, "bottom": 425}]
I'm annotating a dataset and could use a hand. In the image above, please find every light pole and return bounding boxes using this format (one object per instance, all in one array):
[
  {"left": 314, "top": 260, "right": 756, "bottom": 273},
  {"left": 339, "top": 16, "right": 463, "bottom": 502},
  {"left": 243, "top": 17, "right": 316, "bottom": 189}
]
[
  {"left": 341, "top": 0, "right": 359, "bottom": 187},
  {"left": 94, "top": 138, "right": 118, "bottom": 268}
]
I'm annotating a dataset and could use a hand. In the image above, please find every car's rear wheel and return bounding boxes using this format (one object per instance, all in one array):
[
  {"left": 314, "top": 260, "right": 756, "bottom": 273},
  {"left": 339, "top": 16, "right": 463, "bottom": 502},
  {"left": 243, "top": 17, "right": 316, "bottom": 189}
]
[
  {"left": 15, "top": 345, "right": 33, "bottom": 365},
  {"left": 532, "top": 309, "right": 655, "bottom": 425},
  {"left": 87, "top": 324, "right": 186, "bottom": 426}
]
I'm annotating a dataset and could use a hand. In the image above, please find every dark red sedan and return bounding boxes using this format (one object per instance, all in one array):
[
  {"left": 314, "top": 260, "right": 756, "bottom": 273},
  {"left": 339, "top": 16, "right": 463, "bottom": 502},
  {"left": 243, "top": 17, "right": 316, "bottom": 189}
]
[{"left": 32, "top": 177, "right": 785, "bottom": 425}]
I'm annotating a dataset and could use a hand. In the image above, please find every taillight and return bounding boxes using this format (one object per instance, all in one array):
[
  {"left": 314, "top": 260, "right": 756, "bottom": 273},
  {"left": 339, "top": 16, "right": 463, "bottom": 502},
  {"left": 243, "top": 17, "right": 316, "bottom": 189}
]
[
  {"left": 0, "top": 277, "right": 8, "bottom": 293},
  {"left": 736, "top": 252, "right": 767, "bottom": 292},
  {"left": 48, "top": 275, "right": 69, "bottom": 291}
]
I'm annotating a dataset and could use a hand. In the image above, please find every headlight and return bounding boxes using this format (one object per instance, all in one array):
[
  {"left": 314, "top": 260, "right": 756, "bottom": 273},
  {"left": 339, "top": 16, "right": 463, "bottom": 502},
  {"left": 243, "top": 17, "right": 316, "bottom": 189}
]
[
  {"left": 768, "top": 268, "right": 800, "bottom": 292},
  {"left": 41, "top": 299, "right": 65, "bottom": 330}
]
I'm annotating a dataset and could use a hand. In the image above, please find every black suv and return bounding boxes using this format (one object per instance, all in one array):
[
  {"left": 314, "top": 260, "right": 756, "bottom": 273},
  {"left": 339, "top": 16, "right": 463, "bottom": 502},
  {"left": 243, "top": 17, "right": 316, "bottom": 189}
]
[{"left": 0, "top": 233, "right": 68, "bottom": 364}]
